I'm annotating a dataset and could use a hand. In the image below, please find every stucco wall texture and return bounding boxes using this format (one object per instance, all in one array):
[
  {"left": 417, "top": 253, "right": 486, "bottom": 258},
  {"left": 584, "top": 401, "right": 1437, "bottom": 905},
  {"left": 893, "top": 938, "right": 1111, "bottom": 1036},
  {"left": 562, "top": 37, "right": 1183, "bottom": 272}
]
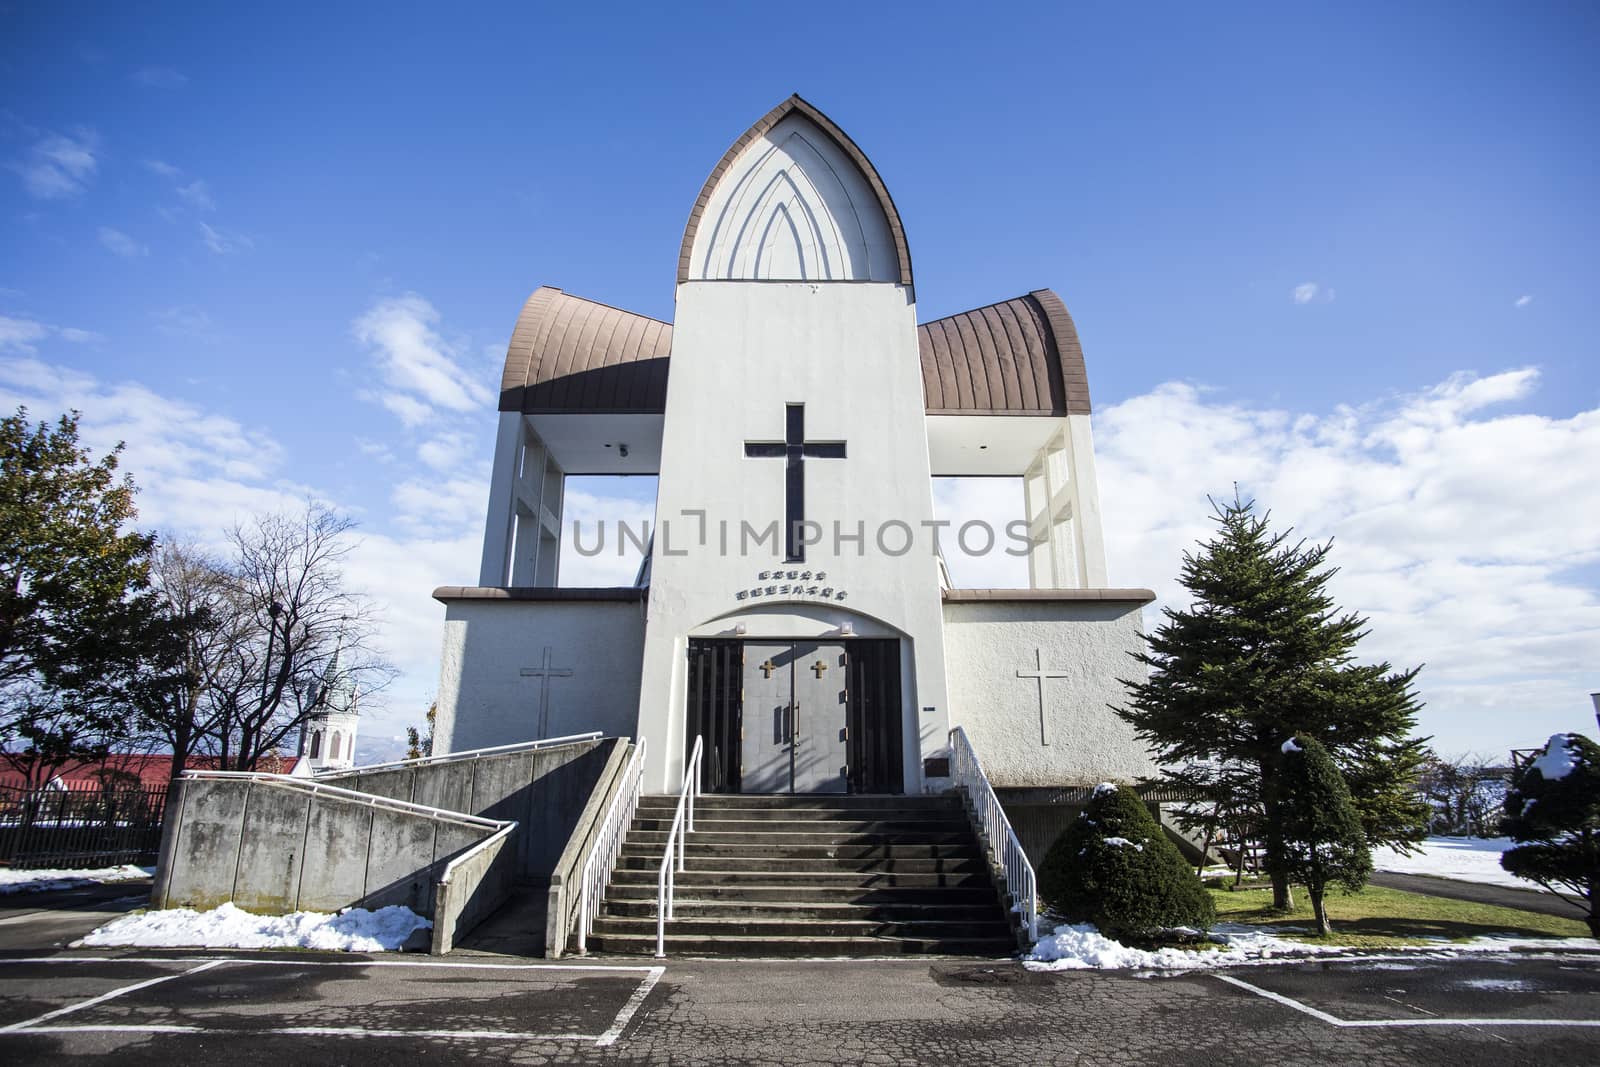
[
  {"left": 434, "top": 601, "right": 645, "bottom": 755},
  {"left": 942, "top": 600, "right": 1156, "bottom": 788}
]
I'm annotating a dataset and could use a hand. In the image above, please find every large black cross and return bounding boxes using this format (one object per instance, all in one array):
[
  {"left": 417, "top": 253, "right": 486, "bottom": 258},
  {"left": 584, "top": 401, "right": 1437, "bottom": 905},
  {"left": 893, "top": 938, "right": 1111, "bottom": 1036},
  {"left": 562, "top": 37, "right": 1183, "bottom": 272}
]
[{"left": 744, "top": 404, "right": 846, "bottom": 563}]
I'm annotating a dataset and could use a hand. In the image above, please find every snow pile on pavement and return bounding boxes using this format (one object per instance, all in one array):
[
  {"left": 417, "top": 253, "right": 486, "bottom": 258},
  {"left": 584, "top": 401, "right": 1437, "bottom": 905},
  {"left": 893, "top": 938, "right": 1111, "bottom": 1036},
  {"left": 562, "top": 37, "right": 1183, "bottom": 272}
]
[
  {"left": 0, "top": 864, "right": 152, "bottom": 895},
  {"left": 1024, "top": 922, "right": 1342, "bottom": 971},
  {"left": 79, "top": 901, "right": 431, "bottom": 952},
  {"left": 1024, "top": 922, "right": 1597, "bottom": 972},
  {"left": 1371, "top": 836, "right": 1536, "bottom": 890}
]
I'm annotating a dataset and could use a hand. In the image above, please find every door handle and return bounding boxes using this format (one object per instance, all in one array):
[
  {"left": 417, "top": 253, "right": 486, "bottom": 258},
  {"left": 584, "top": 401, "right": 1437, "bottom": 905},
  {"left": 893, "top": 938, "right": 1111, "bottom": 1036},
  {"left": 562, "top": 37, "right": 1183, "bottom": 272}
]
[{"left": 791, "top": 703, "right": 801, "bottom": 743}]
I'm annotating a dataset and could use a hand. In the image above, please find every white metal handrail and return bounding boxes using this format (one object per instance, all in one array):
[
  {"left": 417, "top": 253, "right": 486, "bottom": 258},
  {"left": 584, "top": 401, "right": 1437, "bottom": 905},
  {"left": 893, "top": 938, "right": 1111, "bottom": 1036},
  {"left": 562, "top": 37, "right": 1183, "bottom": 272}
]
[
  {"left": 576, "top": 738, "right": 647, "bottom": 954},
  {"left": 322, "top": 732, "right": 604, "bottom": 776},
  {"left": 179, "top": 770, "right": 511, "bottom": 831},
  {"left": 656, "top": 734, "right": 703, "bottom": 958},
  {"left": 949, "top": 726, "right": 1039, "bottom": 942},
  {"left": 438, "top": 820, "right": 518, "bottom": 888}
]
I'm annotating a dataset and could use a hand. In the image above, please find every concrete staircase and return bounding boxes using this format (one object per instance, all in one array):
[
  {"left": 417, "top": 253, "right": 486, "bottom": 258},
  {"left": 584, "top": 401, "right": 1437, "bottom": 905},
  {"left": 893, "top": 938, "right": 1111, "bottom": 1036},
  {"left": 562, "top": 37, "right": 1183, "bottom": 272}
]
[{"left": 582, "top": 793, "right": 1018, "bottom": 957}]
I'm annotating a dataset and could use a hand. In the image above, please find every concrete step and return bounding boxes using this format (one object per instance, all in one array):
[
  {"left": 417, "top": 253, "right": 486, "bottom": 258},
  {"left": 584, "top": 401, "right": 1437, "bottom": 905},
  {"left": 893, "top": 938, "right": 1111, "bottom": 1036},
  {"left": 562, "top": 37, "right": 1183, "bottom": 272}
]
[
  {"left": 630, "top": 825, "right": 966, "bottom": 838},
  {"left": 634, "top": 804, "right": 966, "bottom": 823},
  {"left": 604, "top": 881, "right": 999, "bottom": 903},
  {"left": 619, "top": 841, "right": 983, "bottom": 862},
  {"left": 625, "top": 829, "right": 976, "bottom": 847},
  {"left": 610, "top": 866, "right": 994, "bottom": 888},
  {"left": 582, "top": 931, "right": 1016, "bottom": 958},
  {"left": 639, "top": 794, "right": 964, "bottom": 811},
  {"left": 589, "top": 915, "right": 1013, "bottom": 939},
  {"left": 600, "top": 898, "right": 1005, "bottom": 922},
  {"left": 612, "top": 853, "right": 989, "bottom": 875}
]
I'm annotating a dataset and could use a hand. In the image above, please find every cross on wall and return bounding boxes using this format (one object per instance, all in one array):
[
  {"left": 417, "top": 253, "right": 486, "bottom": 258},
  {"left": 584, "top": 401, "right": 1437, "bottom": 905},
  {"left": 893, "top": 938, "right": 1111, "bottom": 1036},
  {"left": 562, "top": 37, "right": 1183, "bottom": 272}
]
[
  {"left": 1017, "top": 648, "right": 1071, "bottom": 746},
  {"left": 519, "top": 646, "right": 574, "bottom": 739},
  {"left": 744, "top": 404, "right": 846, "bottom": 563}
]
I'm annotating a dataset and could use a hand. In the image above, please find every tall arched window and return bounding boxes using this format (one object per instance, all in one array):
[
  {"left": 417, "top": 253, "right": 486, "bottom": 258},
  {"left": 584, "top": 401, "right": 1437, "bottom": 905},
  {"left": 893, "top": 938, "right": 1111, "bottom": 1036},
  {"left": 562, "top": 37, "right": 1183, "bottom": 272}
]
[
  {"left": 309, "top": 731, "right": 322, "bottom": 759},
  {"left": 330, "top": 733, "right": 341, "bottom": 760}
]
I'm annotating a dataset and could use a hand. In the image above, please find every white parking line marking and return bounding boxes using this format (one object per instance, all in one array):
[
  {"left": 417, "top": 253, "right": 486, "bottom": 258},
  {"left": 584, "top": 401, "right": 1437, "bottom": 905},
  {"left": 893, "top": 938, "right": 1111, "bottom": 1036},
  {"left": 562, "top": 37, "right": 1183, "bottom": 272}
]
[
  {"left": 1213, "top": 974, "right": 1600, "bottom": 1029},
  {"left": 1213, "top": 974, "right": 1345, "bottom": 1025},
  {"left": 0, "top": 955, "right": 664, "bottom": 1046},
  {"left": 0, "top": 959, "right": 226, "bottom": 1034},
  {"left": 7, "top": 1024, "right": 598, "bottom": 1041},
  {"left": 1, "top": 955, "right": 655, "bottom": 972},
  {"left": 597, "top": 965, "right": 664, "bottom": 1047}
]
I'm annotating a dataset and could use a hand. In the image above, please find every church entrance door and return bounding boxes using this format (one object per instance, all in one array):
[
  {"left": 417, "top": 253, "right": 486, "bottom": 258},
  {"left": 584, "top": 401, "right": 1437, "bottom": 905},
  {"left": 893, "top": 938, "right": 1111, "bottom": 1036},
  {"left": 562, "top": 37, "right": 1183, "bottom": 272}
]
[
  {"left": 743, "top": 641, "right": 848, "bottom": 793},
  {"left": 685, "top": 638, "right": 904, "bottom": 795}
]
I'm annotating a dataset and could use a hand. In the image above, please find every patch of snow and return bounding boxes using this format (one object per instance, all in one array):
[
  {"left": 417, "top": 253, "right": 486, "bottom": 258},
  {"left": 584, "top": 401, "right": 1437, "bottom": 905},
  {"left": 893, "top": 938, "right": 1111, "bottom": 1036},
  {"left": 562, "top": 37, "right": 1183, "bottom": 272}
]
[
  {"left": 1459, "top": 977, "right": 1534, "bottom": 991},
  {"left": 78, "top": 901, "right": 430, "bottom": 952},
  {"left": 0, "top": 864, "right": 152, "bottom": 895},
  {"left": 1371, "top": 836, "right": 1543, "bottom": 891},
  {"left": 1530, "top": 734, "right": 1580, "bottom": 781},
  {"left": 1281, "top": 737, "right": 1302, "bottom": 754},
  {"left": 1024, "top": 922, "right": 1599, "bottom": 972},
  {"left": 1024, "top": 922, "right": 1343, "bottom": 971},
  {"left": 1102, "top": 837, "right": 1145, "bottom": 851},
  {"left": 1092, "top": 782, "right": 1117, "bottom": 798}
]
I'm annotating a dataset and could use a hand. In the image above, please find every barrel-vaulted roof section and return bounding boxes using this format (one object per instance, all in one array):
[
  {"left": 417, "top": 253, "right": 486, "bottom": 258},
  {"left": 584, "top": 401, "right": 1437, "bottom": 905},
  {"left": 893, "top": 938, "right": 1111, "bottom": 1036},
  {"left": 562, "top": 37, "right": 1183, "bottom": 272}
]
[
  {"left": 677, "top": 94, "right": 914, "bottom": 289},
  {"left": 918, "top": 290, "right": 1091, "bottom": 415},
  {"left": 498, "top": 286, "right": 1088, "bottom": 416},
  {"left": 498, "top": 287, "right": 672, "bottom": 413}
]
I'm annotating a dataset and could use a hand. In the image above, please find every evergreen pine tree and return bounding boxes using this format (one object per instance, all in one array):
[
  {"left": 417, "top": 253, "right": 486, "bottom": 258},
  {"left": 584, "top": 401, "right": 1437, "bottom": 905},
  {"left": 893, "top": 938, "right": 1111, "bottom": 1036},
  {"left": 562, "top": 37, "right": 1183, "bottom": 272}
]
[
  {"left": 1038, "top": 783, "right": 1215, "bottom": 939},
  {"left": 1272, "top": 734, "right": 1372, "bottom": 936},
  {"left": 1500, "top": 732, "right": 1600, "bottom": 939},
  {"left": 1117, "top": 494, "right": 1428, "bottom": 909}
]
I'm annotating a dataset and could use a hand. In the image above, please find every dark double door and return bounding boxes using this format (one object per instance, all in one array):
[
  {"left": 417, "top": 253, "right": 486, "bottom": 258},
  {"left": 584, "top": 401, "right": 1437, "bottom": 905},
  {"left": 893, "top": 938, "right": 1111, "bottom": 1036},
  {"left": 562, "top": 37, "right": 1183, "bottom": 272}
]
[{"left": 685, "top": 638, "right": 903, "bottom": 794}]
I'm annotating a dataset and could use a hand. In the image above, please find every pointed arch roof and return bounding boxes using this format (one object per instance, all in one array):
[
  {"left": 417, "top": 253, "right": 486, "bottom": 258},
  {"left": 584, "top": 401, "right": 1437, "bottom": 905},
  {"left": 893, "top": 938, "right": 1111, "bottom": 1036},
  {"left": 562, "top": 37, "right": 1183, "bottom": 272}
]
[{"left": 677, "top": 94, "right": 914, "bottom": 289}]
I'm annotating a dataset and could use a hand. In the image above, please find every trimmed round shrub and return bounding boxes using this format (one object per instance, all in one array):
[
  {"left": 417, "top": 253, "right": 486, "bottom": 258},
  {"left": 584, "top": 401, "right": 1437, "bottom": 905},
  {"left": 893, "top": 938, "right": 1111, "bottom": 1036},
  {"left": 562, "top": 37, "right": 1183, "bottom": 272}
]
[{"left": 1038, "top": 783, "right": 1215, "bottom": 939}]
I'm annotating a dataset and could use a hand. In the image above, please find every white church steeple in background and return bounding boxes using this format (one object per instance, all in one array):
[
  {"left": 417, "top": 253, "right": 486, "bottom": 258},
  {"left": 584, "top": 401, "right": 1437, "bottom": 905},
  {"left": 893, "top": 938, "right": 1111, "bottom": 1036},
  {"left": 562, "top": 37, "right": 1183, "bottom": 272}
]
[{"left": 297, "top": 632, "right": 360, "bottom": 774}]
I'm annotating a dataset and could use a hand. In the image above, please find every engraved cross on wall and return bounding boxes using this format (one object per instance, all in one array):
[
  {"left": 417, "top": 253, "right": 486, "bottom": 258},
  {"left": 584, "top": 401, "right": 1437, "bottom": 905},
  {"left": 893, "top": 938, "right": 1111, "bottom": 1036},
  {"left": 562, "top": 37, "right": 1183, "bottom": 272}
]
[
  {"left": 744, "top": 404, "right": 846, "bottom": 563},
  {"left": 519, "top": 646, "right": 574, "bottom": 739},
  {"left": 1017, "top": 648, "right": 1071, "bottom": 746}
]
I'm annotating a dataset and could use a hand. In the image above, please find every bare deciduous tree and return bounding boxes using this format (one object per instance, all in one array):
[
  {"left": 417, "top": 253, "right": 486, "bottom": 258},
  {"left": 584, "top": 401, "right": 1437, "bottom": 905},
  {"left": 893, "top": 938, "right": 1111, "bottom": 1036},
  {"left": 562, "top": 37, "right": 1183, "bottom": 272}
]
[{"left": 205, "top": 504, "right": 392, "bottom": 771}]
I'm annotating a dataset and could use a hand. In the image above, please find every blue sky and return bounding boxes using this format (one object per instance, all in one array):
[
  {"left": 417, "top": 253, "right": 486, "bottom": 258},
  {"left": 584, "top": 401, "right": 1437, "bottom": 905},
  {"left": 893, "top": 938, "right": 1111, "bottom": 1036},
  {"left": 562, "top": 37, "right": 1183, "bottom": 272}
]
[{"left": 2, "top": 2, "right": 1597, "bottom": 760}]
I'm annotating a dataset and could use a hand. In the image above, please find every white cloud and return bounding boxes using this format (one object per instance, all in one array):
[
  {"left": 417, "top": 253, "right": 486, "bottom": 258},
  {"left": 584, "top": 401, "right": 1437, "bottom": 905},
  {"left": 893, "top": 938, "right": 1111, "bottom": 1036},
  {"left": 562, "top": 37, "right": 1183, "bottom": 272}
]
[
  {"left": 1291, "top": 282, "right": 1334, "bottom": 305},
  {"left": 154, "top": 306, "right": 216, "bottom": 341},
  {"left": 1082, "top": 369, "right": 1600, "bottom": 753},
  {"left": 98, "top": 226, "right": 148, "bottom": 258},
  {"left": 1515, "top": 294, "right": 1533, "bottom": 309},
  {"left": 12, "top": 130, "right": 99, "bottom": 199},
  {"left": 144, "top": 159, "right": 181, "bottom": 178},
  {"left": 199, "top": 221, "right": 252, "bottom": 255},
  {"left": 0, "top": 315, "right": 100, "bottom": 354},
  {"left": 351, "top": 294, "right": 493, "bottom": 426},
  {"left": 416, "top": 432, "right": 476, "bottom": 473},
  {"left": 176, "top": 180, "right": 215, "bottom": 211},
  {"left": 132, "top": 66, "right": 187, "bottom": 88}
]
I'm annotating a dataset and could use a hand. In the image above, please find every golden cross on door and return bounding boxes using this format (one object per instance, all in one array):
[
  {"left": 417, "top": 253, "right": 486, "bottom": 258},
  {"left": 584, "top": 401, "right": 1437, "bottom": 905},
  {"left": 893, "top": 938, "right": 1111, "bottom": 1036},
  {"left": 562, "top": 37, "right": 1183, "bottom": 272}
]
[
  {"left": 759, "top": 659, "right": 777, "bottom": 679},
  {"left": 811, "top": 660, "right": 828, "bottom": 679}
]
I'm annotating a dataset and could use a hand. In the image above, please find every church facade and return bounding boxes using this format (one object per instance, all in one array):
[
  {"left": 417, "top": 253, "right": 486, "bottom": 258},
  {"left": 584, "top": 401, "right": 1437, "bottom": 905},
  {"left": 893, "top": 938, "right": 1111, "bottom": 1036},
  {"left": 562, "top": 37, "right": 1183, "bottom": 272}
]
[{"left": 432, "top": 96, "right": 1156, "bottom": 818}]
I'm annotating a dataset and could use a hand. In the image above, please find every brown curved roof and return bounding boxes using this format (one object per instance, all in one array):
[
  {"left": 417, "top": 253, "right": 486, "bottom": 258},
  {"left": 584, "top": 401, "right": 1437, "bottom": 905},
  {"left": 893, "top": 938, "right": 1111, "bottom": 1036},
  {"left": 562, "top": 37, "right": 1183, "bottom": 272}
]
[
  {"left": 918, "top": 290, "right": 1090, "bottom": 415},
  {"left": 677, "top": 94, "right": 914, "bottom": 290},
  {"left": 498, "top": 286, "right": 1087, "bottom": 417},
  {"left": 498, "top": 287, "right": 672, "bottom": 413}
]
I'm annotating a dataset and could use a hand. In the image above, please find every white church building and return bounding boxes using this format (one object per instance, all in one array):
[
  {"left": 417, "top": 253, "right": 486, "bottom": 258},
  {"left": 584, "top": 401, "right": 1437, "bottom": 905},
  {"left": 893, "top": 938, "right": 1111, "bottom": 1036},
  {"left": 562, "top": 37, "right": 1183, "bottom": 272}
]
[{"left": 432, "top": 96, "right": 1156, "bottom": 835}]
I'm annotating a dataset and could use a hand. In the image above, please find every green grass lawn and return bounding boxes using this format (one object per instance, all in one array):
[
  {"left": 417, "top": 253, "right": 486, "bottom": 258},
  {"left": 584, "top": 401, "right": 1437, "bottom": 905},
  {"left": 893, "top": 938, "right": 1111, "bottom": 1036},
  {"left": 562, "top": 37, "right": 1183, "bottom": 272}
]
[{"left": 1208, "top": 882, "right": 1592, "bottom": 948}]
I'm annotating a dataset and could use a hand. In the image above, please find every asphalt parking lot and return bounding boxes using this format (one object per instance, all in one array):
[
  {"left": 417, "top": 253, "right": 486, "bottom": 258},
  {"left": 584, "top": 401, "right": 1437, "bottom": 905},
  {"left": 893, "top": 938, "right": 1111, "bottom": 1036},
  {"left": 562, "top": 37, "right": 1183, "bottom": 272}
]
[
  {"left": 4, "top": 887, "right": 1600, "bottom": 1065},
  {"left": 2, "top": 951, "right": 1598, "bottom": 1065}
]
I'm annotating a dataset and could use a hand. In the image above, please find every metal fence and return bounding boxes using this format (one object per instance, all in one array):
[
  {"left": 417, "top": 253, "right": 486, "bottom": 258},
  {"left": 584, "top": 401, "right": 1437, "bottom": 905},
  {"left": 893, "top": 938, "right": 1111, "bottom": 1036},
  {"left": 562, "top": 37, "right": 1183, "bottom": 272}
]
[{"left": 0, "top": 782, "right": 168, "bottom": 869}]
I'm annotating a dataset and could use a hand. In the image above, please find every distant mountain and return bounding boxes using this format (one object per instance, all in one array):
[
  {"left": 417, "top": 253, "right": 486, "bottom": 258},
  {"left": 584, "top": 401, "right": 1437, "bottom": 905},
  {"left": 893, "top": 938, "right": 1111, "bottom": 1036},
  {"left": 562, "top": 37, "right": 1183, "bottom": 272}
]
[{"left": 354, "top": 733, "right": 413, "bottom": 766}]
